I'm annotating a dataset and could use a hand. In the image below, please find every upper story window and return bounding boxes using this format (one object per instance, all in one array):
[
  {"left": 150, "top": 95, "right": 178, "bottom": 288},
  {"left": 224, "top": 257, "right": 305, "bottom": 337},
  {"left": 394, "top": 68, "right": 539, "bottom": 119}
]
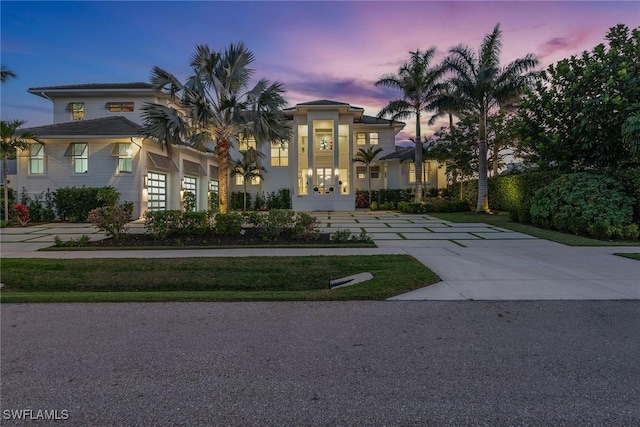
[
  {"left": 369, "top": 132, "right": 379, "bottom": 145},
  {"left": 238, "top": 133, "right": 257, "bottom": 151},
  {"left": 271, "top": 142, "right": 289, "bottom": 167},
  {"left": 356, "top": 132, "right": 367, "bottom": 146},
  {"left": 29, "top": 144, "right": 45, "bottom": 175},
  {"left": 64, "top": 143, "right": 88, "bottom": 174},
  {"left": 370, "top": 166, "right": 380, "bottom": 179},
  {"left": 315, "top": 128, "right": 333, "bottom": 151},
  {"left": 110, "top": 143, "right": 133, "bottom": 174},
  {"left": 67, "top": 103, "right": 85, "bottom": 121},
  {"left": 106, "top": 102, "right": 135, "bottom": 112}
]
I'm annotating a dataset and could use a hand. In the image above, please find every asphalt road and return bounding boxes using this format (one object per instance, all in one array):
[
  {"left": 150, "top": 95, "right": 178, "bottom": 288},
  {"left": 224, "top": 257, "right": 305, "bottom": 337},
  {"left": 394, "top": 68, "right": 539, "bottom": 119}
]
[{"left": 2, "top": 301, "right": 639, "bottom": 426}]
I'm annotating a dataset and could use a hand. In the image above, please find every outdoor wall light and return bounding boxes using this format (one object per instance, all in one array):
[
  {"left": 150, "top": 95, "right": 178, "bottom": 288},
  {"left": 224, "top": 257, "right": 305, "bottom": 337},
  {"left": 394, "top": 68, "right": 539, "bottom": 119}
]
[{"left": 334, "top": 168, "right": 340, "bottom": 176}]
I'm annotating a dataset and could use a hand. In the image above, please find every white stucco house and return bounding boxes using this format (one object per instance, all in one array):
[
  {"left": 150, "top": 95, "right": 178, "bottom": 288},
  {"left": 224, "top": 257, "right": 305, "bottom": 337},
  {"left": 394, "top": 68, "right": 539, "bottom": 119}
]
[{"left": 16, "top": 83, "right": 446, "bottom": 216}]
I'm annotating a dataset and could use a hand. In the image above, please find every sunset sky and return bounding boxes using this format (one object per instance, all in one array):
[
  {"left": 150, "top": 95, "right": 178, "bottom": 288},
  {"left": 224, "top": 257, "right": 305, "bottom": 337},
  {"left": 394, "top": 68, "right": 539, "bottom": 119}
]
[{"left": 1, "top": 1, "right": 638, "bottom": 143}]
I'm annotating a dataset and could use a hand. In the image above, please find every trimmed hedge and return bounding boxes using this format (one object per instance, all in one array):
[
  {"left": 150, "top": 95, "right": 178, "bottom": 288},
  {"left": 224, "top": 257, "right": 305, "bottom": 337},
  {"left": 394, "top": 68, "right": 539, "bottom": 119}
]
[
  {"left": 355, "top": 188, "right": 414, "bottom": 209},
  {"left": 530, "top": 173, "right": 635, "bottom": 238},
  {"left": 54, "top": 186, "right": 119, "bottom": 222},
  {"left": 398, "top": 199, "right": 470, "bottom": 214}
]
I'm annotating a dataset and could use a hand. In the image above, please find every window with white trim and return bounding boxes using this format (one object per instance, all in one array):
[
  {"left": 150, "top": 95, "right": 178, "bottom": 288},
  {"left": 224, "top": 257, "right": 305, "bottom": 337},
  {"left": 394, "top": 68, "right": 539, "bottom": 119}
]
[
  {"left": 370, "top": 166, "right": 380, "bottom": 179},
  {"left": 356, "top": 132, "right": 366, "bottom": 146},
  {"left": 356, "top": 166, "right": 366, "bottom": 179},
  {"left": 271, "top": 142, "right": 289, "bottom": 166},
  {"left": 238, "top": 133, "right": 257, "bottom": 151},
  {"left": 147, "top": 172, "right": 166, "bottom": 211},
  {"left": 68, "top": 103, "right": 85, "bottom": 121},
  {"left": 29, "top": 144, "right": 44, "bottom": 175},
  {"left": 369, "top": 132, "right": 379, "bottom": 145},
  {"left": 111, "top": 143, "right": 133, "bottom": 174},
  {"left": 65, "top": 143, "right": 88, "bottom": 174}
]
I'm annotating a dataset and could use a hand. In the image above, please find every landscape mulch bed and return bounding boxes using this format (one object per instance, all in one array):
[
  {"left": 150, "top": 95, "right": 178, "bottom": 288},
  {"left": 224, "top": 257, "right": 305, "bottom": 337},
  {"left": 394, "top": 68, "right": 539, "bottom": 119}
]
[{"left": 83, "top": 228, "right": 337, "bottom": 248}]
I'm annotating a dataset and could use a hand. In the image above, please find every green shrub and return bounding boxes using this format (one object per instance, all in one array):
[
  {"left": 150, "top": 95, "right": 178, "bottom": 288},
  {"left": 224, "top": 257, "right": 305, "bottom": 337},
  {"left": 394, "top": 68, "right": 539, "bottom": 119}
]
[
  {"left": 355, "top": 188, "right": 414, "bottom": 207},
  {"left": 53, "top": 234, "right": 91, "bottom": 247},
  {"left": 610, "top": 167, "right": 640, "bottom": 223},
  {"left": 530, "top": 173, "right": 634, "bottom": 237},
  {"left": 88, "top": 202, "right": 133, "bottom": 239},
  {"left": 293, "top": 212, "right": 321, "bottom": 240},
  {"left": 379, "top": 201, "right": 396, "bottom": 210},
  {"left": 254, "top": 192, "right": 267, "bottom": 210},
  {"left": 261, "top": 209, "right": 295, "bottom": 241},
  {"left": 54, "top": 186, "right": 118, "bottom": 222},
  {"left": 183, "top": 191, "right": 196, "bottom": 212},
  {"left": 144, "top": 210, "right": 182, "bottom": 239},
  {"left": 20, "top": 188, "right": 55, "bottom": 222},
  {"left": 96, "top": 187, "right": 120, "bottom": 207},
  {"left": 213, "top": 212, "right": 243, "bottom": 236},
  {"left": 330, "top": 229, "right": 352, "bottom": 243},
  {"left": 398, "top": 200, "right": 469, "bottom": 213},
  {"left": 370, "top": 201, "right": 379, "bottom": 211},
  {"left": 230, "top": 192, "right": 251, "bottom": 211},
  {"left": 208, "top": 191, "right": 219, "bottom": 213},
  {"left": 180, "top": 211, "right": 210, "bottom": 236},
  {"left": 266, "top": 188, "right": 291, "bottom": 210}
]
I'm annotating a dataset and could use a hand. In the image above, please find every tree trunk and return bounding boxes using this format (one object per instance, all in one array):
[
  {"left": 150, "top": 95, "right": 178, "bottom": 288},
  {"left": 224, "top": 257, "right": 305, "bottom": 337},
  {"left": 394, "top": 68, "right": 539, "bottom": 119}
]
[
  {"left": 218, "top": 141, "right": 229, "bottom": 214},
  {"left": 3, "top": 152, "right": 8, "bottom": 222},
  {"left": 492, "top": 142, "right": 499, "bottom": 176},
  {"left": 243, "top": 181, "right": 247, "bottom": 211},
  {"left": 476, "top": 113, "right": 490, "bottom": 213},
  {"left": 414, "top": 110, "right": 423, "bottom": 202},
  {"left": 367, "top": 164, "right": 372, "bottom": 206}
]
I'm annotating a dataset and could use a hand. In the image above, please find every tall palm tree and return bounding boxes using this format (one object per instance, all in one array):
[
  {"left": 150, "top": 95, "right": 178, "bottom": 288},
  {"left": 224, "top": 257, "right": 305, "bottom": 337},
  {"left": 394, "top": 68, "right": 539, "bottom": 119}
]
[
  {"left": 352, "top": 146, "right": 383, "bottom": 206},
  {"left": 1, "top": 120, "right": 39, "bottom": 221},
  {"left": 141, "top": 43, "right": 290, "bottom": 213},
  {"left": 0, "top": 65, "right": 16, "bottom": 83},
  {"left": 443, "top": 24, "right": 538, "bottom": 212},
  {"left": 230, "top": 148, "right": 265, "bottom": 211},
  {"left": 376, "top": 48, "right": 446, "bottom": 202}
]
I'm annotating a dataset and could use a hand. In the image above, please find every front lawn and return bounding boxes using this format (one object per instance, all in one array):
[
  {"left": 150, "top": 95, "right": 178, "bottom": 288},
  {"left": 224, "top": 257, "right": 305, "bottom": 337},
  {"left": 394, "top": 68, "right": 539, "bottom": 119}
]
[
  {"left": 429, "top": 211, "right": 640, "bottom": 247},
  {"left": 0, "top": 255, "right": 439, "bottom": 302}
]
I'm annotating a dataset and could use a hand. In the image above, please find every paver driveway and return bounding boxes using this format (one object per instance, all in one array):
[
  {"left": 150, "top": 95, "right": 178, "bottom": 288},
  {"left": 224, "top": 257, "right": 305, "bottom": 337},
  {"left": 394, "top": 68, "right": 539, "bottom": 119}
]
[{"left": 1, "top": 211, "right": 639, "bottom": 300}]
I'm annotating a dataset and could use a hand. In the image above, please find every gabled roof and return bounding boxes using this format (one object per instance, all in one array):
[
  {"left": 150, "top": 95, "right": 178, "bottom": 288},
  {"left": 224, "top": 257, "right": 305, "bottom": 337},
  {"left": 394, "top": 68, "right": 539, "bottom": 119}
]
[
  {"left": 19, "top": 116, "right": 142, "bottom": 137},
  {"left": 379, "top": 146, "right": 415, "bottom": 161}
]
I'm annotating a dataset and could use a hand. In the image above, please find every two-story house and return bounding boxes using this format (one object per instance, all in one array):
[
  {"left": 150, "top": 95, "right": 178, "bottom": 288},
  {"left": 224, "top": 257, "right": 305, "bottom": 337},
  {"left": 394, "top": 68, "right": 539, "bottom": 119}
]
[{"left": 16, "top": 83, "right": 446, "bottom": 217}]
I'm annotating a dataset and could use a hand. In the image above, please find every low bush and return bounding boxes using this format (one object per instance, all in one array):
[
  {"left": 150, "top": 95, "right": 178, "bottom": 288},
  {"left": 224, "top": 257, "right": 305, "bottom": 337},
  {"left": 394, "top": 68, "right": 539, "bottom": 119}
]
[
  {"left": 213, "top": 212, "right": 243, "bottom": 236},
  {"left": 54, "top": 186, "right": 118, "bottom": 222},
  {"left": 144, "top": 210, "right": 183, "bottom": 239},
  {"left": 180, "top": 211, "right": 210, "bottom": 236},
  {"left": 530, "top": 173, "right": 634, "bottom": 238},
  {"left": 293, "top": 212, "right": 321, "bottom": 241},
  {"left": 355, "top": 188, "right": 414, "bottom": 207},
  {"left": 398, "top": 199, "right": 470, "bottom": 214},
  {"left": 260, "top": 209, "right": 295, "bottom": 241},
  {"left": 88, "top": 202, "right": 134, "bottom": 239},
  {"left": 14, "top": 203, "right": 29, "bottom": 226},
  {"left": 53, "top": 234, "right": 91, "bottom": 247}
]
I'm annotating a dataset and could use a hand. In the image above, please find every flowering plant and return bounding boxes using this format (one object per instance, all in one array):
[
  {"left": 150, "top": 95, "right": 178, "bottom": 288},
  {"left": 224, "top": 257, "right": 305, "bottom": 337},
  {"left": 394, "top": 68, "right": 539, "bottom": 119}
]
[{"left": 14, "top": 203, "right": 30, "bottom": 226}]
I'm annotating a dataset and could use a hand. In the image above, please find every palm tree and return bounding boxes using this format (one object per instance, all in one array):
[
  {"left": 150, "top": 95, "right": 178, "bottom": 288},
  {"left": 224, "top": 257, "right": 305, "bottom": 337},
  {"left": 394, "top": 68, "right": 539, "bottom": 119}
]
[
  {"left": 375, "top": 48, "right": 446, "bottom": 202},
  {"left": 0, "top": 65, "right": 16, "bottom": 83},
  {"left": 443, "top": 24, "right": 538, "bottom": 212},
  {"left": 141, "top": 43, "right": 290, "bottom": 213},
  {"left": 1, "top": 120, "right": 39, "bottom": 221},
  {"left": 352, "top": 146, "right": 383, "bottom": 206},
  {"left": 230, "top": 148, "right": 265, "bottom": 211}
]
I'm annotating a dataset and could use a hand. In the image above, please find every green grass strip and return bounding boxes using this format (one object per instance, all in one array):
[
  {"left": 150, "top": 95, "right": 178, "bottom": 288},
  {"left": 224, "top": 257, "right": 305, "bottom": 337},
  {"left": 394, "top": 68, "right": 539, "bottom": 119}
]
[
  {"left": 614, "top": 253, "right": 640, "bottom": 261},
  {"left": 430, "top": 211, "right": 640, "bottom": 247},
  {"left": 0, "top": 255, "right": 439, "bottom": 303}
]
